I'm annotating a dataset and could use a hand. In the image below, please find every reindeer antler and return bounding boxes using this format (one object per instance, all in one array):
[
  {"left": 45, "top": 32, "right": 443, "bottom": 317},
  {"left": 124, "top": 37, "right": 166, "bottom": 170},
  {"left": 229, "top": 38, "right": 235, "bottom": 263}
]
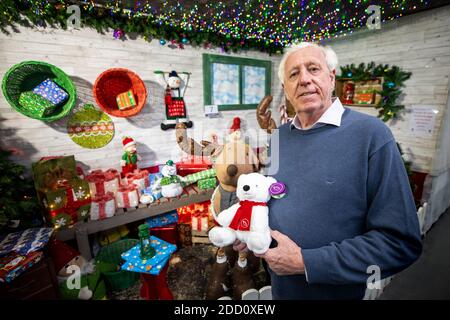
[
  {"left": 175, "top": 123, "right": 220, "bottom": 157},
  {"left": 256, "top": 95, "right": 277, "bottom": 134}
]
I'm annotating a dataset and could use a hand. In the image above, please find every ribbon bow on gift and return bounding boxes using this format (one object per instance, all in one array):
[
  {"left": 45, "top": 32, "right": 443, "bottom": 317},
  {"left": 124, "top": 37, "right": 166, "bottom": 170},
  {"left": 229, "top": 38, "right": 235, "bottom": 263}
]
[
  {"left": 92, "top": 192, "right": 116, "bottom": 220},
  {"left": 118, "top": 184, "right": 138, "bottom": 208}
]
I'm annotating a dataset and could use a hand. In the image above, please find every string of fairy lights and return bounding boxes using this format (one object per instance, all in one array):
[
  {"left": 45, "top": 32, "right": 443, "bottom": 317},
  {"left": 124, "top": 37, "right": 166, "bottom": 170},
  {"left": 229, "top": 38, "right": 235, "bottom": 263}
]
[{"left": 0, "top": 0, "right": 433, "bottom": 53}]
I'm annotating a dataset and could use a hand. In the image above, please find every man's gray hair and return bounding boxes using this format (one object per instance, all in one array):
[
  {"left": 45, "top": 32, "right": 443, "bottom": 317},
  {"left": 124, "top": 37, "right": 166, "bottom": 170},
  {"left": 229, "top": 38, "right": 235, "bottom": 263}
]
[{"left": 278, "top": 42, "right": 339, "bottom": 84}]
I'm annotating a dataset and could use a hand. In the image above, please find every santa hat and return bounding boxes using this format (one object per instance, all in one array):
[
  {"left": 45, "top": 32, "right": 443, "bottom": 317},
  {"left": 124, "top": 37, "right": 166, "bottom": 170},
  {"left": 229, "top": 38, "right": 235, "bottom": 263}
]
[
  {"left": 168, "top": 70, "right": 179, "bottom": 78},
  {"left": 48, "top": 239, "right": 80, "bottom": 273},
  {"left": 122, "top": 136, "right": 136, "bottom": 149},
  {"left": 230, "top": 117, "right": 241, "bottom": 133}
]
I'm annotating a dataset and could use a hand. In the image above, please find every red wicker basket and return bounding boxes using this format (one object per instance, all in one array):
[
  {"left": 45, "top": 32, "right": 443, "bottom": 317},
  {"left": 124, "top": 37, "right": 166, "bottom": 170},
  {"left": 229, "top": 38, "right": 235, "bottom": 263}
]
[{"left": 93, "top": 68, "right": 147, "bottom": 117}]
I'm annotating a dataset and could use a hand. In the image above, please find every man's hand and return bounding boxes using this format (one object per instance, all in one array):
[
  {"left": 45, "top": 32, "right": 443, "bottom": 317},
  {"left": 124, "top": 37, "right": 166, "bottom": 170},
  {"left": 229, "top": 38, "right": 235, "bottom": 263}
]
[{"left": 254, "top": 230, "right": 305, "bottom": 275}]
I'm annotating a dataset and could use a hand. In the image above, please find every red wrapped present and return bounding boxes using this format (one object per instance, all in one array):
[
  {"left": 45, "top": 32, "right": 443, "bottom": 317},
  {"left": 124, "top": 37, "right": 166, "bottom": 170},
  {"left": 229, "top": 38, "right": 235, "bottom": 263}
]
[
  {"left": 116, "top": 184, "right": 139, "bottom": 208},
  {"left": 90, "top": 192, "right": 116, "bottom": 220},
  {"left": 125, "top": 169, "right": 149, "bottom": 191},
  {"left": 150, "top": 223, "right": 178, "bottom": 246},
  {"left": 176, "top": 155, "right": 212, "bottom": 177},
  {"left": 177, "top": 200, "right": 211, "bottom": 224},
  {"left": 86, "top": 169, "right": 121, "bottom": 198}
]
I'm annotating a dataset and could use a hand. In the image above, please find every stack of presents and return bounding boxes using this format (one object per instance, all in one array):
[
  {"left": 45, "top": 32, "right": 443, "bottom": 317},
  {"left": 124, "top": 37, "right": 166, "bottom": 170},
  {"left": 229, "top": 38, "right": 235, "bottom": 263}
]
[
  {"left": 19, "top": 78, "right": 69, "bottom": 117},
  {"left": 19, "top": 154, "right": 218, "bottom": 298}
]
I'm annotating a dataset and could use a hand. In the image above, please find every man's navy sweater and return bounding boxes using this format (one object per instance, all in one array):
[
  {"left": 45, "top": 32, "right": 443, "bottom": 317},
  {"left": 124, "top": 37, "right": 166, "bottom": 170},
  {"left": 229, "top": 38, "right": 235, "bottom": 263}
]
[{"left": 268, "top": 108, "right": 422, "bottom": 300}]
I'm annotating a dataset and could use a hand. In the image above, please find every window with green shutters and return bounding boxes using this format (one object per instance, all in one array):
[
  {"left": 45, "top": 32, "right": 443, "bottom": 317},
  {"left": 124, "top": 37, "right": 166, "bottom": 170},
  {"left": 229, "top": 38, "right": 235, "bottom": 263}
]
[{"left": 203, "top": 54, "right": 271, "bottom": 111}]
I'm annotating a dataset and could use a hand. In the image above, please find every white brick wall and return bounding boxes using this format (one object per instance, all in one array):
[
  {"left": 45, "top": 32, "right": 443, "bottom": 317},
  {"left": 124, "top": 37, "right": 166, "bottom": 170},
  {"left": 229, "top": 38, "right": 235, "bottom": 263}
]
[
  {"left": 0, "top": 26, "right": 283, "bottom": 172},
  {"left": 1, "top": 5, "right": 449, "bottom": 174},
  {"left": 325, "top": 5, "right": 450, "bottom": 173}
]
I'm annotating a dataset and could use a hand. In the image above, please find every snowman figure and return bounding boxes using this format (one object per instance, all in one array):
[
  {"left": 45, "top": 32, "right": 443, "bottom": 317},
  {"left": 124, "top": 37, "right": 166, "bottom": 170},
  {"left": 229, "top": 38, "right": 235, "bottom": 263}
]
[
  {"left": 160, "top": 160, "right": 183, "bottom": 198},
  {"left": 154, "top": 70, "right": 193, "bottom": 130}
]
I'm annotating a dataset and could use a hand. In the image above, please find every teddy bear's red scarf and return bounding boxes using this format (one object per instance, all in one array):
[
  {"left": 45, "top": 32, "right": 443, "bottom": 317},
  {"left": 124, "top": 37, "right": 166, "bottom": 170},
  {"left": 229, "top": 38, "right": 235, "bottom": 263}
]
[{"left": 229, "top": 200, "right": 267, "bottom": 231}]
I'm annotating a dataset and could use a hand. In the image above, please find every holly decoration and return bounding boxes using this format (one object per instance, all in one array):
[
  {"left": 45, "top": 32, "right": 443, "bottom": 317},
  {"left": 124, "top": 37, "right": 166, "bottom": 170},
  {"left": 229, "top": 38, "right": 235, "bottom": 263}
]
[
  {"left": 0, "top": 149, "right": 43, "bottom": 232},
  {"left": 338, "top": 62, "right": 412, "bottom": 122}
]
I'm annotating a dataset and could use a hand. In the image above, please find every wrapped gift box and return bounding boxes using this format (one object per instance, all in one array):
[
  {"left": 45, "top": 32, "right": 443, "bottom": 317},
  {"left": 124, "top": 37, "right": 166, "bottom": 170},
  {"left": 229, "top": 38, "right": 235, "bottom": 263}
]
[
  {"left": 120, "top": 236, "right": 176, "bottom": 275},
  {"left": 180, "top": 168, "right": 216, "bottom": 187},
  {"left": 125, "top": 169, "right": 149, "bottom": 191},
  {"left": 191, "top": 212, "right": 209, "bottom": 232},
  {"left": 0, "top": 251, "right": 43, "bottom": 283},
  {"left": 32, "top": 78, "right": 68, "bottom": 106},
  {"left": 146, "top": 210, "right": 178, "bottom": 228},
  {"left": 86, "top": 169, "right": 121, "bottom": 198},
  {"left": 0, "top": 227, "right": 53, "bottom": 257},
  {"left": 32, "top": 156, "right": 91, "bottom": 229},
  {"left": 150, "top": 224, "right": 178, "bottom": 245},
  {"left": 116, "top": 90, "right": 136, "bottom": 110},
  {"left": 116, "top": 184, "right": 139, "bottom": 208},
  {"left": 197, "top": 177, "right": 217, "bottom": 190},
  {"left": 19, "top": 91, "right": 57, "bottom": 117},
  {"left": 177, "top": 200, "right": 210, "bottom": 224},
  {"left": 41, "top": 179, "right": 91, "bottom": 228},
  {"left": 176, "top": 156, "right": 212, "bottom": 177},
  {"left": 90, "top": 192, "right": 116, "bottom": 221}
]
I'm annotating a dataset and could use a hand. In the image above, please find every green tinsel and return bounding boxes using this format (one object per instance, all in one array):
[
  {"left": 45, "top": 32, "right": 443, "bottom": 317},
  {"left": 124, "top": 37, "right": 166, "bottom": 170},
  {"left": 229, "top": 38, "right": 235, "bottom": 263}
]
[
  {"left": 338, "top": 62, "right": 412, "bottom": 122},
  {"left": 0, "top": 0, "right": 283, "bottom": 54}
]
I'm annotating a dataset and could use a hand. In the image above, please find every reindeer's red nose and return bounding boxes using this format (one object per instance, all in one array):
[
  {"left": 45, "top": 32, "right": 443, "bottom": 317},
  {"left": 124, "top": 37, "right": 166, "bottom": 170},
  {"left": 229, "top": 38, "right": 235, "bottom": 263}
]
[{"left": 226, "top": 164, "right": 238, "bottom": 177}]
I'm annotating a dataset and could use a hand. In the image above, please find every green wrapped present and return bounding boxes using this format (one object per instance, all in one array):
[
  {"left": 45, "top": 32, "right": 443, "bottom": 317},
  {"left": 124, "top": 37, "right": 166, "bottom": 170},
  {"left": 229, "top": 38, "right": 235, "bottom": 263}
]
[
  {"left": 180, "top": 168, "right": 216, "bottom": 187},
  {"left": 41, "top": 178, "right": 91, "bottom": 229},
  {"left": 197, "top": 177, "right": 217, "bottom": 190},
  {"left": 116, "top": 90, "right": 136, "bottom": 110},
  {"left": 19, "top": 91, "right": 57, "bottom": 117}
]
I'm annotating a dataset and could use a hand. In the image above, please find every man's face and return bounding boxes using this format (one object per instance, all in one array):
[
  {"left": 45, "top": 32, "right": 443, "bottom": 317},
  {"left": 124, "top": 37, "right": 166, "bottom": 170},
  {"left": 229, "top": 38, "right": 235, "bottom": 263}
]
[{"left": 283, "top": 46, "right": 335, "bottom": 115}]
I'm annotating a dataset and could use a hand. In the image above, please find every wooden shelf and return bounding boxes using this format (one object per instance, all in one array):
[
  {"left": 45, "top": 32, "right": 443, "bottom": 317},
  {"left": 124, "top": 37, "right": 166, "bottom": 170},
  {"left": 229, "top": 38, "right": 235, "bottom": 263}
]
[{"left": 55, "top": 185, "right": 214, "bottom": 259}]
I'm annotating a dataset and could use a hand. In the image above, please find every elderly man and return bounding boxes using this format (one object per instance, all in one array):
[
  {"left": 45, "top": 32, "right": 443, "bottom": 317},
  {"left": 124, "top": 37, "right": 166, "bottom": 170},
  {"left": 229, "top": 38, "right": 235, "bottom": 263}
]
[{"left": 236, "top": 43, "right": 422, "bottom": 299}]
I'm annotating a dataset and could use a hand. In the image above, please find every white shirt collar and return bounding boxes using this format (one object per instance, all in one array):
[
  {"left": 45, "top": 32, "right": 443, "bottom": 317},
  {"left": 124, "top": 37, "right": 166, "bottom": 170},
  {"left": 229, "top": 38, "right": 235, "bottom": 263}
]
[{"left": 291, "top": 98, "right": 345, "bottom": 131}]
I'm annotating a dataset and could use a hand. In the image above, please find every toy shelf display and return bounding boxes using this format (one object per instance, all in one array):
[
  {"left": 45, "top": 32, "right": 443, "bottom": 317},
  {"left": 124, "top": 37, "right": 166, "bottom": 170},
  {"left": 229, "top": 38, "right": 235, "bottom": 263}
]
[{"left": 55, "top": 185, "right": 214, "bottom": 260}]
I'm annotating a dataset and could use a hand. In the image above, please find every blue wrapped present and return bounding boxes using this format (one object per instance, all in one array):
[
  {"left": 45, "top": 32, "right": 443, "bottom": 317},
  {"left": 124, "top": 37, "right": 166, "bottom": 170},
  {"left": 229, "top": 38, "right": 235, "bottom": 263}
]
[
  {"left": 0, "top": 228, "right": 53, "bottom": 257},
  {"left": 146, "top": 210, "right": 178, "bottom": 228},
  {"left": 120, "top": 236, "right": 176, "bottom": 275},
  {"left": 32, "top": 78, "right": 69, "bottom": 106}
]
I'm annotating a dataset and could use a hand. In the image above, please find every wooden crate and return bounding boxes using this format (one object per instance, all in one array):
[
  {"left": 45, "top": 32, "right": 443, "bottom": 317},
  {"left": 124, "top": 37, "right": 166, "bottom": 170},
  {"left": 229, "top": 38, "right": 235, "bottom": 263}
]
[{"left": 191, "top": 229, "right": 211, "bottom": 245}]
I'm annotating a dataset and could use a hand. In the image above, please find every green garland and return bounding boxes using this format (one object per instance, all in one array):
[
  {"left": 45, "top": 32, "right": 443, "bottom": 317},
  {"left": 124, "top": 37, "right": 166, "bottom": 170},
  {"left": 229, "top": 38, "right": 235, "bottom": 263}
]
[
  {"left": 0, "top": 0, "right": 283, "bottom": 54},
  {"left": 338, "top": 62, "right": 412, "bottom": 122}
]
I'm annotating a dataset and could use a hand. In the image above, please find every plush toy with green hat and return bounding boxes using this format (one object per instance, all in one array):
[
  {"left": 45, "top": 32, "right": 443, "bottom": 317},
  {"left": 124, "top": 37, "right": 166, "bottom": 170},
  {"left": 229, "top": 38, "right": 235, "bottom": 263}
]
[
  {"left": 160, "top": 160, "right": 183, "bottom": 198},
  {"left": 49, "top": 239, "right": 107, "bottom": 300}
]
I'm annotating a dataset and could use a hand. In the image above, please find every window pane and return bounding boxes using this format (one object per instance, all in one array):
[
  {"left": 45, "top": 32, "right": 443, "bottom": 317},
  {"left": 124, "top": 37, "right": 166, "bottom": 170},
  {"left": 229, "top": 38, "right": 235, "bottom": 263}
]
[
  {"left": 243, "top": 66, "right": 266, "bottom": 104},
  {"left": 212, "top": 63, "right": 239, "bottom": 105}
]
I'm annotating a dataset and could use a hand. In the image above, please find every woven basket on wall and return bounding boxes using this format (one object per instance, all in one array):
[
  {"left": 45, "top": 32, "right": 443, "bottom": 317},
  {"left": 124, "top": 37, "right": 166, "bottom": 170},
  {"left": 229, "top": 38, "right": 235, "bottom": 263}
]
[
  {"left": 1, "top": 61, "right": 77, "bottom": 121},
  {"left": 93, "top": 68, "right": 147, "bottom": 118}
]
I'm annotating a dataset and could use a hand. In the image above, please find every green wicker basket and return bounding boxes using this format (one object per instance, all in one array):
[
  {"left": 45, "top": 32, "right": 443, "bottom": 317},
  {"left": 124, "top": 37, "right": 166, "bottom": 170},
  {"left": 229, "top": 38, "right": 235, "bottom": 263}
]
[
  {"left": 1, "top": 61, "right": 77, "bottom": 121},
  {"left": 95, "top": 239, "right": 140, "bottom": 292}
]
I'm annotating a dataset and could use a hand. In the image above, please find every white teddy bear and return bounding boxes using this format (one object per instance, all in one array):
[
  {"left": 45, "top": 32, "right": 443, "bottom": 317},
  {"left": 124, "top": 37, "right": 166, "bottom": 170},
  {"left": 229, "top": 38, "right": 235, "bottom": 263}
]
[{"left": 209, "top": 172, "right": 277, "bottom": 254}]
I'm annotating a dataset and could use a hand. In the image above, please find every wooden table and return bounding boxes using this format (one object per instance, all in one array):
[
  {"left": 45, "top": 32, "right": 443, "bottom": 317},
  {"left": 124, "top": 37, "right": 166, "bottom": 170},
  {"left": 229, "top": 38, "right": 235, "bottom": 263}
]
[{"left": 55, "top": 186, "right": 213, "bottom": 260}]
